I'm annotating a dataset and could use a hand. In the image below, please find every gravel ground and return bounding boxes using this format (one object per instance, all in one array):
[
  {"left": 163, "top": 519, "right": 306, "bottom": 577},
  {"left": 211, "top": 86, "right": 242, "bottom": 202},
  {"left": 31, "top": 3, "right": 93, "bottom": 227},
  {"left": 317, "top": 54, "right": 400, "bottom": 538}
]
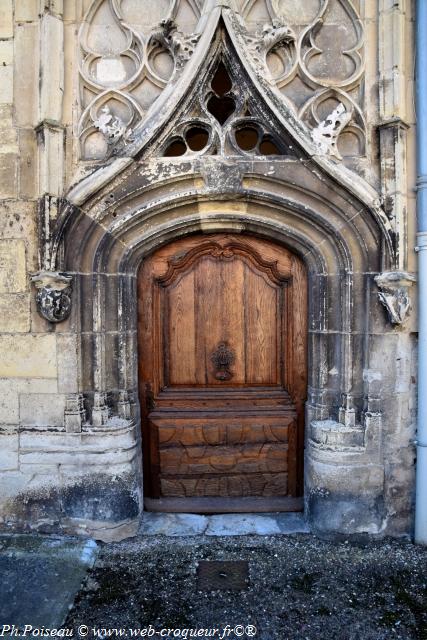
[{"left": 66, "top": 534, "right": 427, "bottom": 640}]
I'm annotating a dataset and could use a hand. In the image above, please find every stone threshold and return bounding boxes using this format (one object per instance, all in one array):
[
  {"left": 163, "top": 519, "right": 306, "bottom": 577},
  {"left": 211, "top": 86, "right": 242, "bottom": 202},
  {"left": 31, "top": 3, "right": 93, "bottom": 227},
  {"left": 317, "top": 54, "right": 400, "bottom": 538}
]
[{"left": 139, "top": 512, "right": 310, "bottom": 537}]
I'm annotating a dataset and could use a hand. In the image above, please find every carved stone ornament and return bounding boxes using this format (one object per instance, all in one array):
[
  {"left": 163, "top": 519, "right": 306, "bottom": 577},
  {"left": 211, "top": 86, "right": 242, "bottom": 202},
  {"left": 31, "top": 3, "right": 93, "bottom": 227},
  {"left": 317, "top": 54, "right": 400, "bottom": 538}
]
[
  {"left": 31, "top": 271, "right": 73, "bottom": 323},
  {"left": 93, "top": 106, "right": 133, "bottom": 150},
  {"left": 247, "top": 19, "right": 296, "bottom": 81},
  {"left": 311, "top": 103, "right": 352, "bottom": 160},
  {"left": 152, "top": 19, "right": 200, "bottom": 70},
  {"left": 374, "top": 271, "right": 416, "bottom": 325},
  {"left": 210, "top": 342, "right": 235, "bottom": 381}
]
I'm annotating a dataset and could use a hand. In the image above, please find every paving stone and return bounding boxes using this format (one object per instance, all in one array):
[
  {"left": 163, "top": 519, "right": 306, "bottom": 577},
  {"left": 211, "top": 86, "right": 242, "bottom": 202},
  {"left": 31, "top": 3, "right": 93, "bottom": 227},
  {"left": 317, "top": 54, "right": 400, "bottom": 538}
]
[
  {"left": 140, "top": 512, "right": 208, "bottom": 536},
  {"left": 205, "top": 513, "right": 309, "bottom": 536},
  {"left": 140, "top": 512, "right": 309, "bottom": 537},
  {"left": 0, "top": 534, "right": 98, "bottom": 629}
]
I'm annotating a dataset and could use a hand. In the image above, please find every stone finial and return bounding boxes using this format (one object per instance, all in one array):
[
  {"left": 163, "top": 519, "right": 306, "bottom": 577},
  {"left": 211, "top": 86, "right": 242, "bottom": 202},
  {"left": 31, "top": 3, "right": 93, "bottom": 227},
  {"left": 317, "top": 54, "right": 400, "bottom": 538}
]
[
  {"left": 31, "top": 271, "right": 73, "bottom": 323},
  {"left": 311, "top": 103, "right": 352, "bottom": 160},
  {"left": 375, "top": 271, "right": 416, "bottom": 325}
]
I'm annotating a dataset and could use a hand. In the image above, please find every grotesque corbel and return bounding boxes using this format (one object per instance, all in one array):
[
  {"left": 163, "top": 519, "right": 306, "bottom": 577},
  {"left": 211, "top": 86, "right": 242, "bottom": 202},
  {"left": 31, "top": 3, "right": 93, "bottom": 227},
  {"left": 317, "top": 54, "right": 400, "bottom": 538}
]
[
  {"left": 375, "top": 271, "right": 416, "bottom": 325},
  {"left": 31, "top": 271, "right": 73, "bottom": 323}
]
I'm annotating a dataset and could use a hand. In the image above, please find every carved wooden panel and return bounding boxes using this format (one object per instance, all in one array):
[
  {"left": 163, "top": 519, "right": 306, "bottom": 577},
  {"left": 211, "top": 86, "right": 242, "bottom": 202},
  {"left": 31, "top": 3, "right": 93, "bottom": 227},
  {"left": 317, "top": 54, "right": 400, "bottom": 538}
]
[
  {"left": 163, "top": 242, "right": 284, "bottom": 385},
  {"left": 160, "top": 473, "right": 288, "bottom": 497},
  {"left": 155, "top": 415, "right": 294, "bottom": 446},
  {"left": 138, "top": 233, "right": 307, "bottom": 508}
]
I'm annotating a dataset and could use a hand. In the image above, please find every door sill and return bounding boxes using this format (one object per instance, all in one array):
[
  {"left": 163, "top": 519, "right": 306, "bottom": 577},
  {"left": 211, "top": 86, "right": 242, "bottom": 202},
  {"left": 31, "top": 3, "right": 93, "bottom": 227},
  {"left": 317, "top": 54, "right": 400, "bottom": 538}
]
[{"left": 144, "top": 496, "right": 304, "bottom": 514}]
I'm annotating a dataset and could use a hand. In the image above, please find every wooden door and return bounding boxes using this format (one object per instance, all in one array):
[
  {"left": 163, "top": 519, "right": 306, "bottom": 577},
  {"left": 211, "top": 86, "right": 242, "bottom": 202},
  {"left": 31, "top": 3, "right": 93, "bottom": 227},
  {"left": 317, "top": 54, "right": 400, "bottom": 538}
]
[{"left": 138, "top": 233, "right": 307, "bottom": 513}]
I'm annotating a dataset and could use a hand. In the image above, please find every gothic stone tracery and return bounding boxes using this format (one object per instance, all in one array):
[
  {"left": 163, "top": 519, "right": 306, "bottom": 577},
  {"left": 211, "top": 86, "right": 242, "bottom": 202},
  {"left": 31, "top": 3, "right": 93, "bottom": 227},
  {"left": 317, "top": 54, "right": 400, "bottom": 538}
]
[{"left": 78, "top": 0, "right": 365, "bottom": 163}]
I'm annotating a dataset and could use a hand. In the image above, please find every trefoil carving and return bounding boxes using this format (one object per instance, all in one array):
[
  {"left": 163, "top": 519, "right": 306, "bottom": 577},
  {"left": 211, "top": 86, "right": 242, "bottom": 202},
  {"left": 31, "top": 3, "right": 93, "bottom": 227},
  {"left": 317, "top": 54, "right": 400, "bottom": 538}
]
[
  {"left": 236, "top": 0, "right": 366, "bottom": 160},
  {"left": 161, "top": 59, "right": 298, "bottom": 158},
  {"left": 31, "top": 271, "right": 73, "bottom": 323}
]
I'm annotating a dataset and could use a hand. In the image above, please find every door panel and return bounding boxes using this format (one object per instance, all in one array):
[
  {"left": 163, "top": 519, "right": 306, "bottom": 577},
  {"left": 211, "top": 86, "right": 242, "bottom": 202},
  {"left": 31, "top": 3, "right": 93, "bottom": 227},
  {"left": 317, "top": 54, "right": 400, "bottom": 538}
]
[{"left": 138, "top": 233, "right": 307, "bottom": 512}]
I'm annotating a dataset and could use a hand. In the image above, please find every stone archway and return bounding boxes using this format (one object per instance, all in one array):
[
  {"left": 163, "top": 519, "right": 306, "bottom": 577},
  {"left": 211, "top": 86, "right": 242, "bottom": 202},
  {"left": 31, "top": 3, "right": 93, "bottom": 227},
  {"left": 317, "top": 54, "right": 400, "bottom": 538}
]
[
  {"left": 33, "top": 5, "right": 403, "bottom": 540},
  {"left": 53, "top": 159, "right": 393, "bottom": 538}
]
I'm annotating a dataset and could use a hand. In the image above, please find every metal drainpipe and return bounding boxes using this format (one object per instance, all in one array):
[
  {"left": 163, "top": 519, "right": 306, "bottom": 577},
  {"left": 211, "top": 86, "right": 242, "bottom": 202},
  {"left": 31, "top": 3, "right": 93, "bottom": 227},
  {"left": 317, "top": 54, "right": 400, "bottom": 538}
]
[{"left": 415, "top": 0, "right": 427, "bottom": 545}]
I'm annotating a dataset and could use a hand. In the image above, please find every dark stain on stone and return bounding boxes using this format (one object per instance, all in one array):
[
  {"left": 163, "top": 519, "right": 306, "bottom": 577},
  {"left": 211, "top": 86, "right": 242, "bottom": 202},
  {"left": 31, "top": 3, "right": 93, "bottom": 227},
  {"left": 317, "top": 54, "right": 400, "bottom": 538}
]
[{"left": 2, "top": 474, "right": 140, "bottom": 533}]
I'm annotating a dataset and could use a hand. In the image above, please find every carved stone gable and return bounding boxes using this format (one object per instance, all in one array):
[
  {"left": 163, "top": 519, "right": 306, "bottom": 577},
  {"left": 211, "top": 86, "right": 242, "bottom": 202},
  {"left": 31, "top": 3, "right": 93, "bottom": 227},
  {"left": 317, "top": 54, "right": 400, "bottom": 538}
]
[
  {"left": 78, "top": 0, "right": 364, "bottom": 164},
  {"left": 158, "top": 52, "right": 302, "bottom": 159}
]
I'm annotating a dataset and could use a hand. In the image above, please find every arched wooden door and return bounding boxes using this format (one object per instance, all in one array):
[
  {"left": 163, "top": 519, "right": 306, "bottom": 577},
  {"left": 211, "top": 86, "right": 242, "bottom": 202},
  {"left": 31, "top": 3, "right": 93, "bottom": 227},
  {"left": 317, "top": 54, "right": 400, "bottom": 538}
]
[{"left": 138, "top": 233, "right": 307, "bottom": 512}]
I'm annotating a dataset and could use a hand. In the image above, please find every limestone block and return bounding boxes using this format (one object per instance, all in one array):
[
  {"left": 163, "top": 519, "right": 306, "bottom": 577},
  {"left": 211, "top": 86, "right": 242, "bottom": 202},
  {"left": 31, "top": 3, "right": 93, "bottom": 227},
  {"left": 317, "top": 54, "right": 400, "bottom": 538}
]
[
  {"left": 0, "top": 293, "right": 30, "bottom": 332},
  {"left": 0, "top": 377, "right": 56, "bottom": 424},
  {"left": 0, "top": 65, "right": 13, "bottom": 104},
  {"left": 57, "top": 334, "right": 78, "bottom": 393},
  {"left": 0, "top": 41, "right": 13, "bottom": 65},
  {"left": 19, "top": 429, "right": 81, "bottom": 451},
  {"left": 14, "top": 0, "right": 40, "bottom": 22},
  {"left": 0, "top": 334, "right": 57, "bottom": 378},
  {"left": 310, "top": 420, "right": 365, "bottom": 449},
  {"left": 0, "top": 153, "right": 17, "bottom": 199},
  {"left": 59, "top": 461, "right": 135, "bottom": 479},
  {"left": 379, "top": 3, "right": 407, "bottom": 121},
  {"left": 63, "top": 25, "right": 77, "bottom": 126},
  {"left": 20, "top": 393, "right": 66, "bottom": 427},
  {"left": 0, "top": 201, "right": 36, "bottom": 240},
  {"left": 0, "top": 380, "right": 19, "bottom": 423},
  {"left": 0, "top": 1, "right": 13, "bottom": 38},
  {"left": 39, "top": 14, "right": 64, "bottom": 123},
  {"left": 20, "top": 446, "right": 135, "bottom": 467},
  {"left": 0, "top": 430, "right": 19, "bottom": 471},
  {"left": 20, "top": 421, "right": 136, "bottom": 452},
  {"left": 38, "top": 124, "right": 65, "bottom": 196},
  {"left": 0, "top": 240, "right": 26, "bottom": 293},
  {"left": 14, "top": 23, "right": 39, "bottom": 127},
  {"left": 18, "top": 129, "right": 37, "bottom": 199},
  {"left": 0, "top": 105, "right": 18, "bottom": 152}
]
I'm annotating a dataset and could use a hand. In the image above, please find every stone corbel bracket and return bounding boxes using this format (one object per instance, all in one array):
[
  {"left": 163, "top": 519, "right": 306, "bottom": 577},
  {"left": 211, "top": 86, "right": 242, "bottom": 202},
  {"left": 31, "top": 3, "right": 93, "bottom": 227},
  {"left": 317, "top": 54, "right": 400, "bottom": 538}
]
[
  {"left": 31, "top": 270, "right": 73, "bottom": 323},
  {"left": 374, "top": 271, "right": 416, "bottom": 325}
]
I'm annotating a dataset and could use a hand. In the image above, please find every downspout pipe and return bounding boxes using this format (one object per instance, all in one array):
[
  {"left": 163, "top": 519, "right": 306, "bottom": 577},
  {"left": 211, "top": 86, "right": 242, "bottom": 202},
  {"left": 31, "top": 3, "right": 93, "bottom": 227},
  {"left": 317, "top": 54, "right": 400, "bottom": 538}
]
[{"left": 415, "top": 0, "right": 427, "bottom": 545}]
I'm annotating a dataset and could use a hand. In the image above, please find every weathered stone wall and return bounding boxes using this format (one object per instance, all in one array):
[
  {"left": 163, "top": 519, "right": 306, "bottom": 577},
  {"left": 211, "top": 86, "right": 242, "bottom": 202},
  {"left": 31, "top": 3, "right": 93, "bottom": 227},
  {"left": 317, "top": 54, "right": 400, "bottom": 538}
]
[
  {"left": 0, "top": 1, "right": 141, "bottom": 541},
  {"left": 0, "top": 0, "right": 418, "bottom": 541}
]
